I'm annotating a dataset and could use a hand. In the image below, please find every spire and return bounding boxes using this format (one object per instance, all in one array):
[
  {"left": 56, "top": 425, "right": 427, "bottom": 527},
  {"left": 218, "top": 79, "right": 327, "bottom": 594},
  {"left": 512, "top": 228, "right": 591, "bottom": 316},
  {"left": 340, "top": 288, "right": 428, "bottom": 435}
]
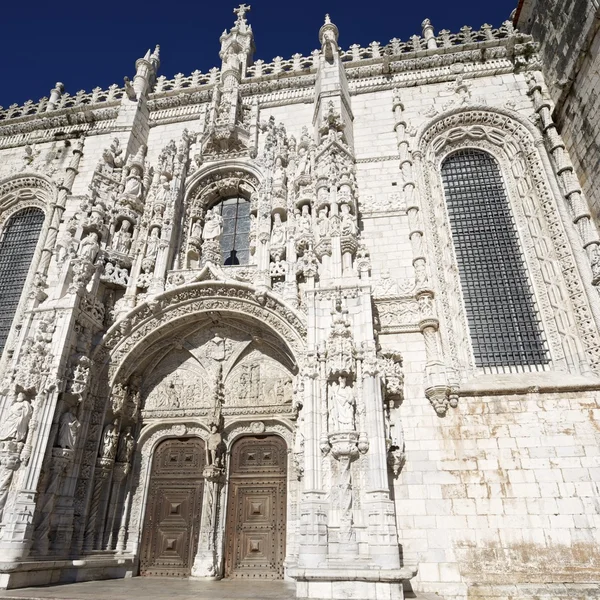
[
  {"left": 150, "top": 45, "right": 161, "bottom": 70},
  {"left": 319, "top": 13, "right": 339, "bottom": 53},
  {"left": 220, "top": 4, "right": 255, "bottom": 76}
]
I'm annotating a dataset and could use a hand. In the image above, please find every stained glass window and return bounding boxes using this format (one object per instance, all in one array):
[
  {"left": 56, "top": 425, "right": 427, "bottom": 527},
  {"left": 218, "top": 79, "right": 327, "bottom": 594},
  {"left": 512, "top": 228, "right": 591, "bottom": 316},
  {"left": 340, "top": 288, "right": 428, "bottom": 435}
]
[
  {"left": 441, "top": 149, "right": 549, "bottom": 371},
  {"left": 0, "top": 207, "right": 45, "bottom": 355}
]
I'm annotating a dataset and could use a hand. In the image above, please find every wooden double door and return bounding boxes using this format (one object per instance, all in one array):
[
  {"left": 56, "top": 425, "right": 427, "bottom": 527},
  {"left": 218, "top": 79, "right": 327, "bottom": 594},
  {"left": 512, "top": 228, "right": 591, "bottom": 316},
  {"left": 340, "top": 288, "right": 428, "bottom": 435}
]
[
  {"left": 139, "top": 435, "right": 287, "bottom": 579},
  {"left": 140, "top": 438, "right": 205, "bottom": 577},
  {"left": 224, "top": 435, "right": 287, "bottom": 579}
]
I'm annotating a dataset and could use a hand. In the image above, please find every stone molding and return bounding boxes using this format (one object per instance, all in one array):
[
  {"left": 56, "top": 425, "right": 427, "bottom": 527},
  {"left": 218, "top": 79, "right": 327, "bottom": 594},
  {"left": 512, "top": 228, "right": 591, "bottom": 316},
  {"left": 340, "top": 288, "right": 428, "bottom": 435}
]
[
  {"left": 91, "top": 281, "right": 307, "bottom": 385},
  {"left": 417, "top": 106, "right": 600, "bottom": 377}
]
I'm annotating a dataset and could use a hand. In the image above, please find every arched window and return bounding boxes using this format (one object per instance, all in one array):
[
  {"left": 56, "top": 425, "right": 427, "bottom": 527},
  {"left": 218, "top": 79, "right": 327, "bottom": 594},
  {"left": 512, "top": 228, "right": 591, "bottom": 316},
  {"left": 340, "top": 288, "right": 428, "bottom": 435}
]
[
  {"left": 213, "top": 196, "right": 250, "bottom": 266},
  {"left": 0, "top": 207, "right": 45, "bottom": 355},
  {"left": 441, "top": 149, "right": 549, "bottom": 371}
]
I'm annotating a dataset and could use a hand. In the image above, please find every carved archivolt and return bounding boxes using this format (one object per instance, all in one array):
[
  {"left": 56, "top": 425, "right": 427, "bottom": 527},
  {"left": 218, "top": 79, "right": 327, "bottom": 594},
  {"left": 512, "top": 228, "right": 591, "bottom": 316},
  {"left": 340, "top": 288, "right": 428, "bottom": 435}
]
[
  {"left": 417, "top": 107, "right": 600, "bottom": 376},
  {"left": 91, "top": 281, "right": 307, "bottom": 385}
]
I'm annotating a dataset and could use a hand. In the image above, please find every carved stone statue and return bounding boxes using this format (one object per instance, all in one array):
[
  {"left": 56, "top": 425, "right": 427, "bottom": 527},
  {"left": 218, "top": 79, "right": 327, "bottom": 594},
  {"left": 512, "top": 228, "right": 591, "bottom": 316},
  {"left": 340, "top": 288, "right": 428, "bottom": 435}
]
[
  {"left": 146, "top": 227, "right": 161, "bottom": 259},
  {"left": 56, "top": 229, "right": 77, "bottom": 264},
  {"left": 117, "top": 427, "right": 135, "bottom": 463},
  {"left": 296, "top": 146, "right": 310, "bottom": 179},
  {"left": 273, "top": 156, "right": 286, "bottom": 188},
  {"left": 206, "top": 423, "right": 222, "bottom": 467},
  {"left": 0, "top": 393, "right": 33, "bottom": 443},
  {"left": 191, "top": 219, "right": 202, "bottom": 240},
  {"left": 298, "top": 204, "right": 312, "bottom": 234},
  {"left": 112, "top": 221, "right": 132, "bottom": 254},
  {"left": 329, "top": 376, "right": 356, "bottom": 432},
  {"left": 100, "top": 420, "right": 120, "bottom": 460},
  {"left": 270, "top": 213, "right": 286, "bottom": 247},
  {"left": 317, "top": 208, "right": 329, "bottom": 238},
  {"left": 57, "top": 410, "right": 81, "bottom": 450},
  {"left": 120, "top": 165, "right": 143, "bottom": 202},
  {"left": 202, "top": 208, "right": 224, "bottom": 241},
  {"left": 340, "top": 203, "right": 357, "bottom": 236},
  {"left": 155, "top": 174, "right": 172, "bottom": 205},
  {"left": 78, "top": 232, "right": 100, "bottom": 263}
]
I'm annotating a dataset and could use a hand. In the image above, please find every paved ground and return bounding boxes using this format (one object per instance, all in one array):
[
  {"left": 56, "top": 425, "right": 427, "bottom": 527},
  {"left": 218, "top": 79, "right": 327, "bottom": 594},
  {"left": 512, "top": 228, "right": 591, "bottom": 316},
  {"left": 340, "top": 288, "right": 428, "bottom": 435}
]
[{"left": 0, "top": 577, "right": 296, "bottom": 600}]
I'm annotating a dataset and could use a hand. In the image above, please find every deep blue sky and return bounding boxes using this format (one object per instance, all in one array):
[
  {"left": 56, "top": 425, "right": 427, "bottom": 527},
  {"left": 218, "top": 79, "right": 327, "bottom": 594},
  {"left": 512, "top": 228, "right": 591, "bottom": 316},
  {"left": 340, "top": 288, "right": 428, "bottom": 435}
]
[{"left": 1, "top": 0, "right": 517, "bottom": 109}]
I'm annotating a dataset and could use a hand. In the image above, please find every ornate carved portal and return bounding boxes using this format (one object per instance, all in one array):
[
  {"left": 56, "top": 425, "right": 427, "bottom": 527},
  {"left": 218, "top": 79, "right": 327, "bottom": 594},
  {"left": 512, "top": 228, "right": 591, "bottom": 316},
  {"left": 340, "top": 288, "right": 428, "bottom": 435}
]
[
  {"left": 224, "top": 435, "right": 287, "bottom": 579},
  {"left": 139, "top": 438, "right": 205, "bottom": 577}
]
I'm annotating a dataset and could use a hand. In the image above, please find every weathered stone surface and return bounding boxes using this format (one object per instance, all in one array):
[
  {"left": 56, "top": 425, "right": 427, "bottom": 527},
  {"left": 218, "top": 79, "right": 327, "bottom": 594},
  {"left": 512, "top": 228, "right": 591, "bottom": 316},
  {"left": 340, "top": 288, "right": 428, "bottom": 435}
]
[{"left": 0, "top": 6, "right": 597, "bottom": 600}]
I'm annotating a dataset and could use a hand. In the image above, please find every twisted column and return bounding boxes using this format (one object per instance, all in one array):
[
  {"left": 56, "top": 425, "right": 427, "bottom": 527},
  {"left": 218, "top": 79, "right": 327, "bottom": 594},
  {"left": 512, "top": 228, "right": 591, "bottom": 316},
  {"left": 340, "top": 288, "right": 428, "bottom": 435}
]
[
  {"left": 527, "top": 74, "right": 600, "bottom": 283},
  {"left": 37, "top": 138, "right": 85, "bottom": 278}
]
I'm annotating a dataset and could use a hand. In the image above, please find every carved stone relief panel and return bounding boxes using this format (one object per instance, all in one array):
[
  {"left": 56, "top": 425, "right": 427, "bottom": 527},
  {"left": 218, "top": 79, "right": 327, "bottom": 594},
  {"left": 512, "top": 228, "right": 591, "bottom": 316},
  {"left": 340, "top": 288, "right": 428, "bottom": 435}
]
[{"left": 225, "top": 349, "right": 293, "bottom": 410}]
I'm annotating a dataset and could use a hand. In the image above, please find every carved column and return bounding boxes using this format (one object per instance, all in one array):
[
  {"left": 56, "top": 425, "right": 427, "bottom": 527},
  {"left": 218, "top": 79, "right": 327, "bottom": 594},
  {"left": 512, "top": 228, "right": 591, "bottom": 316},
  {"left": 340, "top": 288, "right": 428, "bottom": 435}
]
[
  {"left": 104, "top": 462, "right": 129, "bottom": 550},
  {"left": 191, "top": 464, "right": 225, "bottom": 578},
  {"left": 37, "top": 138, "right": 85, "bottom": 280},
  {"left": 527, "top": 73, "right": 600, "bottom": 286},
  {"left": 83, "top": 457, "right": 113, "bottom": 552},
  {"left": 33, "top": 448, "right": 73, "bottom": 556}
]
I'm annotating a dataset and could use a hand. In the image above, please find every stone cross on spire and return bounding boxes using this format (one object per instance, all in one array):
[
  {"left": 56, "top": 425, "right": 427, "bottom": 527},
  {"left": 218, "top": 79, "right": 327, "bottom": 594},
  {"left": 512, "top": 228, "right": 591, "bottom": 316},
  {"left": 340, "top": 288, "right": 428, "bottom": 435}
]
[{"left": 234, "top": 4, "right": 251, "bottom": 23}]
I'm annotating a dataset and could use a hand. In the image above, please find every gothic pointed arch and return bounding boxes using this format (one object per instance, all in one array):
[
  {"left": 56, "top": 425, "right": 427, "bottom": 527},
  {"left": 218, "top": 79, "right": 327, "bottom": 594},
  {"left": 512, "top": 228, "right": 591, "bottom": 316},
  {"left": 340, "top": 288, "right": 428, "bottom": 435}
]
[{"left": 416, "top": 106, "right": 600, "bottom": 377}]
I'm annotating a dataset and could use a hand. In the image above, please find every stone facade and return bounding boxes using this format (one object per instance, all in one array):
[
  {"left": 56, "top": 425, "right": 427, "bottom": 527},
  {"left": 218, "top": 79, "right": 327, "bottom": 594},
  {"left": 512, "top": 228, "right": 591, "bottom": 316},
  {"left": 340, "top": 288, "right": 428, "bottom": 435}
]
[
  {"left": 0, "top": 5, "right": 598, "bottom": 600},
  {"left": 515, "top": 0, "right": 600, "bottom": 226}
]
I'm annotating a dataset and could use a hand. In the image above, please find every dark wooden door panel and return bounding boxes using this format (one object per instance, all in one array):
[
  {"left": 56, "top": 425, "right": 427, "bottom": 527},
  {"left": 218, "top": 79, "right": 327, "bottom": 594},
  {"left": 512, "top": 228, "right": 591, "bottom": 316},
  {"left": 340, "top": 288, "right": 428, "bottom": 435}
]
[
  {"left": 140, "top": 438, "right": 205, "bottom": 577},
  {"left": 225, "top": 436, "right": 287, "bottom": 580}
]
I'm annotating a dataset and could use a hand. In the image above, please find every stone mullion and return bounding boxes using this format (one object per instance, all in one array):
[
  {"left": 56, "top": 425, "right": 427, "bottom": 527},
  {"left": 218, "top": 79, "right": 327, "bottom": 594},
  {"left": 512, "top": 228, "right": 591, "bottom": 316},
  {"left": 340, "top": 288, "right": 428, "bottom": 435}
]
[
  {"left": 527, "top": 74, "right": 600, "bottom": 283},
  {"left": 37, "top": 139, "right": 85, "bottom": 279}
]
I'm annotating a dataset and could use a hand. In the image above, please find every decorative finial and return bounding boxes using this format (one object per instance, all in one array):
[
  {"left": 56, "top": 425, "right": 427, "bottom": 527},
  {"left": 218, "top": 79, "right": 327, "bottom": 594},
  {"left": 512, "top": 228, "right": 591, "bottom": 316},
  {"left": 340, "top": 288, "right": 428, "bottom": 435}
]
[
  {"left": 234, "top": 3, "right": 251, "bottom": 22},
  {"left": 324, "top": 14, "right": 331, "bottom": 24}
]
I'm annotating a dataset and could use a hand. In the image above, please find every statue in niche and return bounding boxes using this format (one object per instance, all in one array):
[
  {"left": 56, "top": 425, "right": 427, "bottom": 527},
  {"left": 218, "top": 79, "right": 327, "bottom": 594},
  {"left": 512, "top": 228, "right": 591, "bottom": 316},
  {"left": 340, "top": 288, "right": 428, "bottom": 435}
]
[
  {"left": 0, "top": 392, "right": 33, "bottom": 443},
  {"left": 202, "top": 208, "right": 223, "bottom": 241},
  {"left": 112, "top": 221, "right": 132, "bottom": 254},
  {"left": 146, "top": 227, "right": 161, "bottom": 259},
  {"left": 340, "top": 203, "right": 357, "bottom": 236},
  {"left": 270, "top": 213, "right": 286, "bottom": 247},
  {"left": 273, "top": 156, "right": 286, "bottom": 188},
  {"left": 296, "top": 146, "right": 310, "bottom": 178},
  {"left": 329, "top": 376, "right": 356, "bottom": 432},
  {"left": 117, "top": 427, "right": 135, "bottom": 463},
  {"left": 317, "top": 207, "right": 329, "bottom": 238},
  {"left": 155, "top": 174, "right": 172, "bottom": 205},
  {"left": 121, "top": 165, "right": 143, "bottom": 202},
  {"left": 206, "top": 423, "right": 223, "bottom": 467},
  {"left": 56, "top": 229, "right": 77, "bottom": 264},
  {"left": 191, "top": 219, "right": 202, "bottom": 240},
  {"left": 78, "top": 232, "right": 100, "bottom": 263},
  {"left": 57, "top": 410, "right": 80, "bottom": 450},
  {"left": 297, "top": 205, "right": 312, "bottom": 234},
  {"left": 100, "top": 420, "right": 120, "bottom": 460}
]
